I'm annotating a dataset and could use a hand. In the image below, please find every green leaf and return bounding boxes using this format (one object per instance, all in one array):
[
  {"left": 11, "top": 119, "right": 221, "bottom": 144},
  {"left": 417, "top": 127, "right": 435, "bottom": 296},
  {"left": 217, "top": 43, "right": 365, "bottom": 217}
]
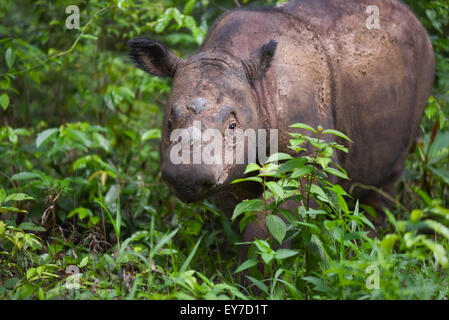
[
  {"left": 234, "top": 259, "right": 259, "bottom": 273},
  {"left": 330, "top": 183, "right": 349, "bottom": 197},
  {"left": 410, "top": 209, "right": 424, "bottom": 223},
  {"left": 244, "top": 163, "right": 260, "bottom": 174},
  {"left": 38, "top": 287, "right": 45, "bottom": 300},
  {"left": 6, "top": 126, "right": 17, "bottom": 144},
  {"left": 231, "top": 176, "right": 263, "bottom": 184},
  {"left": 275, "top": 249, "right": 299, "bottom": 260},
  {"left": 427, "top": 166, "right": 449, "bottom": 185},
  {"left": 291, "top": 165, "right": 313, "bottom": 178},
  {"left": 105, "top": 184, "right": 120, "bottom": 214},
  {"left": 337, "top": 193, "right": 349, "bottom": 213},
  {"left": 430, "top": 206, "right": 449, "bottom": 219},
  {"left": 0, "top": 206, "right": 27, "bottom": 213},
  {"left": 184, "top": 0, "right": 196, "bottom": 14},
  {"left": 89, "top": 216, "right": 100, "bottom": 225},
  {"left": 266, "top": 181, "right": 285, "bottom": 200},
  {"left": 5, "top": 47, "right": 15, "bottom": 69},
  {"left": 36, "top": 128, "right": 58, "bottom": 148},
  {"left": 303, "top": 276, "right": 332, "bottom": 294},
  {"left": 154, "top": 8, "right": 205, "bottom": 45},
  {"left": 3, "top": 278, "right": 18, "bottom": 290},
  {"left": 0, "top": 93, "right": 9, "bottom": 111},
  {"left": 11, "top": 172, "right": 41, "bottom": 181},
  {"left": 322, "top": 129, "right": 352, "bottom": 142},
  {"left": 306, "top": 208, "right": 327, "bottom": 215},
  {"left": 266, "top": 215, "right": 286, "bottom": 244},
  {"left": 93, "top": 132, "right": 110, "bottom": 151},
  {"left": 96, "top": 198, "right": 121, "bottom": 246},
  {"left": 142, "top": 129, "right": 161, "bottom": 141},
  {"left": 343, "top": 232, "right": 366, "bottom": 241},
  {"left": 232, "top": 199, "right": 264, "bottom": 221},
  {"left": 324, "top": 167, "right": 349, "bottom": 180},
  {"left": 5, "top": 193, "right": 34, "bottom": 202},
  {"left": 73, "top": 155, "right": 111, "bottom": 172},
  {"left": 0, "top": 188, "right": 6, "bottom": 204},
  {"left": 278, "top": 157, "right": 307, "bottom": 173},
  {"left": 246, "top": 275, "right": 268, "bottom": 294},
  {"left": 332, "top": 143, "right": 349, "bottom": 153},
  {"left": 294, "top": 220, "right": 321, "bottom": 233},
  {"left": 80, "top": 34, "right": 98, "bottom": 40},
  {"left": 425, "top": 220, "right": 449, "bottom": 241},
  {"left": 179, "top": 236, "right": 202, "bottom": 273},
  {"left": 17, "top": 222, "right": 46, "bottom": 232},
  {"left": 421, "top": 239, "right": 448, "bottom": 268},
  {"left": 68, "top": 129, "right": 91, "bottom": 148},
  {"left": 278, "top": 208, "right": 299, "bottom": 225},
  {"left": 26, "top": 268, "right": 36, "bottom": 280},
  {"left": 67, "top": 207, "right": 93, "bottom": 220},
  {"left": 316, "top": 156, "right": 332, "bottom": 169},
  {"left": 289, "top": 123, "right": 317, "bottom": 133},
  {"left": 380, "top": 234, "right": 399, "bottom": 255},
  {"left": 261, "top": 252, "right": 274, "bottom": 264},
  {"left": 310, "top": 184, "right": 329, "bottom": 203},
  {"left": 254, "top": 239, "right": 272, "bottom": 253},
  {"left": 350, "top": 214, "right": 375, "bottom": 231},
  {"left": 266, "top": 152, "right": 293, "bottom": 163},
  {"left": 79, "top": 256, "right": 89, "bottom": 268},
  {"left": 238, "top": 212, "right": 257, "bottom": 232},
  {"left": 259, "top": 163, "right": 279, "bottom": 177}
]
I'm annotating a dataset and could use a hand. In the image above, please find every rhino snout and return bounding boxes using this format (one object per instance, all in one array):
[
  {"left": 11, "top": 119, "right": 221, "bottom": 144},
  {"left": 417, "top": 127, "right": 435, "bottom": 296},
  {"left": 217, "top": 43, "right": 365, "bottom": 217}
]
[{"left": 161, "top": 163, "right": 218, "bottom": 203}]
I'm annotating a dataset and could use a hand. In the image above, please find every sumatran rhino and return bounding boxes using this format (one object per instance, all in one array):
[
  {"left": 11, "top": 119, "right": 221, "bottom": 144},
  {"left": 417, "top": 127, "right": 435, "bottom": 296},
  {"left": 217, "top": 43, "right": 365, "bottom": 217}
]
[{"left": 129, "top": 0, "right": 434, "bottom": 242}]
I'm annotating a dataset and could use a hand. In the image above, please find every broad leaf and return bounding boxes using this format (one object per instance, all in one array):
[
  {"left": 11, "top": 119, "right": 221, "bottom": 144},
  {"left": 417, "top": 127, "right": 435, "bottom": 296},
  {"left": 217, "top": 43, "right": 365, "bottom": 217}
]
[
  {"left": 234, "top": 259, "right": 259, "bottom": 274},
  {"left": 232, "top": 199, "right": 264, "bottom": 221},
  {"left": 275, "top": 249, "right": 299, "bottom": 260},
  {"left": 322, "top": 129, "right": 352, "bottom": 142},
  {"left": 36, "top": 128, "right": 58, "bottom": 148},
  {"left": 266, "top": 181, "right": 285, "bottom": 200},
  {"left": 266, "top": 215, "right": 286, "bottom": 244},
  {"left": 289, "top": 123, "right": 317, "bottom": 133}
]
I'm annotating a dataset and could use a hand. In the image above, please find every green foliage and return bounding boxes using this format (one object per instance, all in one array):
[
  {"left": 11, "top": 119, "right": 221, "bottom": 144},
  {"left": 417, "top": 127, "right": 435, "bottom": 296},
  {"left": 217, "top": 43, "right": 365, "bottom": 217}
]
[
  {"left": 405, "top": 0, "right": 449, "bottom": 93},
  {"left": 0, "top": 0, "right": 448, "bottom": 300},
  {"left": 232, "top": 124, "right": 449, "bottom": 299}
]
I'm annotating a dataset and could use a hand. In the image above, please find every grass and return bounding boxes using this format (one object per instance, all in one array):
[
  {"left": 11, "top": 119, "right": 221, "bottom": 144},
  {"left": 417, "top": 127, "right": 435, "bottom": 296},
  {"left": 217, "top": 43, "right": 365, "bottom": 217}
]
[{"left": 1, "top": 123, "right": 449, "bottom": 300}]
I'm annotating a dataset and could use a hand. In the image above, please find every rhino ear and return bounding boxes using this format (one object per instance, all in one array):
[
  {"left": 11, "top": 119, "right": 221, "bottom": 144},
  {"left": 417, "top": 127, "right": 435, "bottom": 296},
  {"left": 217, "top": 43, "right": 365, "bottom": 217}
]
[
  {"left": 242, "top": 40, "right": 278, "bottom": 83},
  {"left": 128, "top": 38, "right": 181, "bottom": 77}
]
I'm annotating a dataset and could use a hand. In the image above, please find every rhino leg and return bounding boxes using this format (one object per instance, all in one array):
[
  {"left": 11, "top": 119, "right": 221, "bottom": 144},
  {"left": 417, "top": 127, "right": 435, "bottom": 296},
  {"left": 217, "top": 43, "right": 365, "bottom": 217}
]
[{"left": 354, "top": 162, "right": 406, "bottom": 233}]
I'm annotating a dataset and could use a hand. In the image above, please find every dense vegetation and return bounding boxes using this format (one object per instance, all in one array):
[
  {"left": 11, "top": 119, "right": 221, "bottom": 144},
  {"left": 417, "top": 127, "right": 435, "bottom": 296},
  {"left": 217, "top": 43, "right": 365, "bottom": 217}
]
[{"left": 0, "top": 0, "right": 448, "bottom": 300}]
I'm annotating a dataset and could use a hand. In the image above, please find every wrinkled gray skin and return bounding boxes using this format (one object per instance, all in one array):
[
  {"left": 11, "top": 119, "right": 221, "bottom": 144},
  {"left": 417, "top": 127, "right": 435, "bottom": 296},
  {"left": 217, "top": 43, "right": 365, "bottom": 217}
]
[{"left": 130, "top": 0, "right": 434, "bottom": 252}]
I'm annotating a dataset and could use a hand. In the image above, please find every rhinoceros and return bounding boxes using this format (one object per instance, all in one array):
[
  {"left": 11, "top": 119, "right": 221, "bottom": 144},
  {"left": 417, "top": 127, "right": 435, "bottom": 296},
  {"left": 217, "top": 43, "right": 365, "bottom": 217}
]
[{"left": 129, "top": 0, "right": 434, "bottom": 242}]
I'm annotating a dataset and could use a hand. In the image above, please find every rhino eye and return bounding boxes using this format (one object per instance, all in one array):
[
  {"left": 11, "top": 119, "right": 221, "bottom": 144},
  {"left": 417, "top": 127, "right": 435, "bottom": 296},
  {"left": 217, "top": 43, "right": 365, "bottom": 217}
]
[
  {"left": 167, "top": 118, "right": 173, "bottom": 130},
  {"left": 228, "top": 122, "right": 237, "bottom": 130}
]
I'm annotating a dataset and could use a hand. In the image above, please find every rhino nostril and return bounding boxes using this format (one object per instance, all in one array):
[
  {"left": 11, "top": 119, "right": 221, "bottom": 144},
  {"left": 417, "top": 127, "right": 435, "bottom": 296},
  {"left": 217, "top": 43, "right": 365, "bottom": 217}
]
[{"left": 161, "top": 161, "right": 218, "bottom": 202}]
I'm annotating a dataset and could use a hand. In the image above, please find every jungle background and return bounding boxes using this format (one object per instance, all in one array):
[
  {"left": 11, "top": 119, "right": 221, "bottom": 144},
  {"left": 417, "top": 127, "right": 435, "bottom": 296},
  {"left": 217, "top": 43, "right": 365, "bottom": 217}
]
[{"left": 0, "top": 0, "right": 449, "bottom": 300}]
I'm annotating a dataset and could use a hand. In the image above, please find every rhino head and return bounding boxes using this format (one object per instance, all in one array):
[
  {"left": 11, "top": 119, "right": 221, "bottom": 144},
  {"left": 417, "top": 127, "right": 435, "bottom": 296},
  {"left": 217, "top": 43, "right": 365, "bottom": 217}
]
[{"left": 129, "top": 38, "right": 277, "bottom": 203}]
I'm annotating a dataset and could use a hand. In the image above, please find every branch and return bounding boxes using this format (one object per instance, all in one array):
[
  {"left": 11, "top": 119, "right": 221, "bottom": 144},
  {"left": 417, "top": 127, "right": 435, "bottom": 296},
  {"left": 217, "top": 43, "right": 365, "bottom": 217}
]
[{"left": 0, "top": 5, "right": 112, "bottom": 78}]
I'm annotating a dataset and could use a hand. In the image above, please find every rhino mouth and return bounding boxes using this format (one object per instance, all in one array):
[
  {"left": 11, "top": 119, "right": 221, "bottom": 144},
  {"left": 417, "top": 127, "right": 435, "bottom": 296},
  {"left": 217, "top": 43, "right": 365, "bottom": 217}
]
[
  {"left": 162, "top": 159, "right": 235, "bottom": 203},
  {"left": 171, "top": 182, "right": 221, "bottom": 203}
]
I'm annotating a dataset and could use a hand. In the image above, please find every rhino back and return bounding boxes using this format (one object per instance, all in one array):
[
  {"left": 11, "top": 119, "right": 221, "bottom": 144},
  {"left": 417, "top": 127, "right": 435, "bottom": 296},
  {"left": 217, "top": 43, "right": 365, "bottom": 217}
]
[
  {"left": 203, "top": 0, "right": 434, "bottom": 189},
  {"left": 279, "top": 0, "right": 434, "bottom": 187},
  {"left": 202, "top": 8, "right": 335, "bottom": 153}
]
